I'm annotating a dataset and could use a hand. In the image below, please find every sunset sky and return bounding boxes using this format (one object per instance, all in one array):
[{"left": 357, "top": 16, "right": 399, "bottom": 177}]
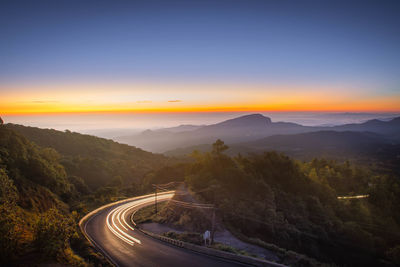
[{"left": 1, "top": 0, "right": 400, "bottom": 117}]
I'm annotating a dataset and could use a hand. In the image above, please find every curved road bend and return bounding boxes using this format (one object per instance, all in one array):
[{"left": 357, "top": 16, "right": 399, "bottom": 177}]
[{"left": 83, "top": 192, "right": 247, "bottom": 267}]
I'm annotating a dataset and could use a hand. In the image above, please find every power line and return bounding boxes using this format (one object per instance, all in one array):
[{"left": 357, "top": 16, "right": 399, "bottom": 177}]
[{"left": 169, "top": 199, "right": 214, "bottom": 209}]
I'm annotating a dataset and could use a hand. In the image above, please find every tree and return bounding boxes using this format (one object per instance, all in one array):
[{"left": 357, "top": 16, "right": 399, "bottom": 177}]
[
  {"left": 308, "top": 168, "right": 319, "bottom": 183},
  {"left": 211, "top": 139, "right": 228, "bottom": 156},
  {"left": 0, "top": 117, "right": 3, "bottom": 125},
  {"left": 34, "top": 208, "right": 75, "bottom": 258},
  {"left": 0, "top": 169, "right": 18, "bottom": 206},
  {"left": 0, "top": 170, "right": 21, "bottom": 262}
]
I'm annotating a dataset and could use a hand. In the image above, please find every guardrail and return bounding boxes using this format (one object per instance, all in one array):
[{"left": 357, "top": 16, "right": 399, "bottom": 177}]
[{"left": 131, "top": 212, "right": 286, "bottom": 267}]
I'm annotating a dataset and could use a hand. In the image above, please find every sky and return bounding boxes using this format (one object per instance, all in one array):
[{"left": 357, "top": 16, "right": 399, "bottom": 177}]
[{"left": 1, "top": 0, "right": 400, "bottom": 124}]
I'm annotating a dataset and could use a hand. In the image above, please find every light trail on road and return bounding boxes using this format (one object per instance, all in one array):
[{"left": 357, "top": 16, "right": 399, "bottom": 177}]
[
  {"left": 81, "top": 191, "right": 256, "bottom": 266},
  {"left": 337, "top": 194, "right": 369, "bottom": 200},
  {"left": 106, "top": 192, "right": 174, "bottom": 246}
]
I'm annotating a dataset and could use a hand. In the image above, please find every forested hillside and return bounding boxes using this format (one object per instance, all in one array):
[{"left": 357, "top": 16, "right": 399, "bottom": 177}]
[
  {"left": 180, "top": 141, "right": 400, "bottom": 266},
  {"left": 0, "top": 126, "right": 94, "bottom": 265},
  {"left": 6, "top": 124, "right": 171, "bottom": 190},
  {"left": 0, "top": 124, "right": 176, "bottom": 265}
]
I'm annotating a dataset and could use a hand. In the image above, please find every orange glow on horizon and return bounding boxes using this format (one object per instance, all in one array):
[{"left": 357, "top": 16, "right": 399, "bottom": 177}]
[
  {"left": 3, "top": 104, "right": 400, "bottom": 116},
  {"left": 1, "top": 82, "right": 400, "bottom": 115}
]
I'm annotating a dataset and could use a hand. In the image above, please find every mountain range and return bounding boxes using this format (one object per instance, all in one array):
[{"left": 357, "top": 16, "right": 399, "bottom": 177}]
[{"left": 116, "top": 114, "right": 400, "bottom": 153}]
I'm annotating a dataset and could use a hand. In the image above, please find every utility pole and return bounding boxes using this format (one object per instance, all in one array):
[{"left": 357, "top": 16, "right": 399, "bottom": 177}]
[
  {"left": 211, "top": 207, "right": 216, "bottom": 244},
  {"left": 210, "top": 185, "right": 217, "bottom": 244},
  {"left": 154, "top": 186, "right": 158, "bottom": 214}
]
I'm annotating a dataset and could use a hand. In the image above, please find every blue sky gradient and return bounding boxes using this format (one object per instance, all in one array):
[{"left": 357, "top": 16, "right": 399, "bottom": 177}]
[{"left": 1, "top": 0, "right": 399, "bottom": 88}]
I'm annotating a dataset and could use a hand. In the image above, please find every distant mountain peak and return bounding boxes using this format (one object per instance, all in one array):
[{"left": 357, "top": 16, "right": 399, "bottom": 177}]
[{"left": 216, "top": 114, "right": 272, "bottom": 127}]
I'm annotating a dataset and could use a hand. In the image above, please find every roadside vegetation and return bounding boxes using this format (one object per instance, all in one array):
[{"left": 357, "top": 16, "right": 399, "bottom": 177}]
[{"left": 133, "top": 202, "right": 168, "bottom": 224}]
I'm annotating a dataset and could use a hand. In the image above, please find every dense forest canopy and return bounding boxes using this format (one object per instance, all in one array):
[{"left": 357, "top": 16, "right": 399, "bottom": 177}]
[
  {"left": 0, "top": 126, "right": 85, "bottom": 264},
  {"left": 182, "top": 140, "right": 400, "bottom": 266}
]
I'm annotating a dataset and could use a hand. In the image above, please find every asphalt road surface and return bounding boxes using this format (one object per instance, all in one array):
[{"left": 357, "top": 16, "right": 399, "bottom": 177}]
[{"left": 82, "top": 192, "right": 247, "bottom": 267}]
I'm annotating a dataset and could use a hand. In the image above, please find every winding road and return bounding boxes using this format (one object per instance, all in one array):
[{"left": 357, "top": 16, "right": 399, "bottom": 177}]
[{"left": 81, "top": 191, "right": 247, "bottom": 267}]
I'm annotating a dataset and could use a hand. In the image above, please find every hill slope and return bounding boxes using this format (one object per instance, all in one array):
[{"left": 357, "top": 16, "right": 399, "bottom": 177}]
[
  {"left": 6, "top": 124, "right": 170, "bottom": 190},
  {"left": 0, "top": 126, "right": 89, "bottom": 265},
  {"left": 243, "top": 130, "right": 392, "bottom": 155}
]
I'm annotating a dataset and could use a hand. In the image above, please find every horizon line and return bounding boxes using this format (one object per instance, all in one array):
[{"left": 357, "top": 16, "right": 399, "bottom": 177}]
[{"left": 3, "top": 108, "right": 400, "bottom": 116}]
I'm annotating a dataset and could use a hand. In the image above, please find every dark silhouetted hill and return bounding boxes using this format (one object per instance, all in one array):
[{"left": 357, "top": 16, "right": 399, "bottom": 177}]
[
  {"left": 331, "top": 116, "right": 400, "bottom": 137},
  {"left": 165, "top": 131, "right": 400, "bottom": 173}
]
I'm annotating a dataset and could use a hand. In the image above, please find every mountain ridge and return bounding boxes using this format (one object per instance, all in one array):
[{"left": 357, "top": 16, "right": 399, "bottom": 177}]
[
  {"left": 165, "top": 130, "right": 400, "bottom": 175},
  {"left": 116, "top": 114, "right": 400, "bottom": 153}
]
